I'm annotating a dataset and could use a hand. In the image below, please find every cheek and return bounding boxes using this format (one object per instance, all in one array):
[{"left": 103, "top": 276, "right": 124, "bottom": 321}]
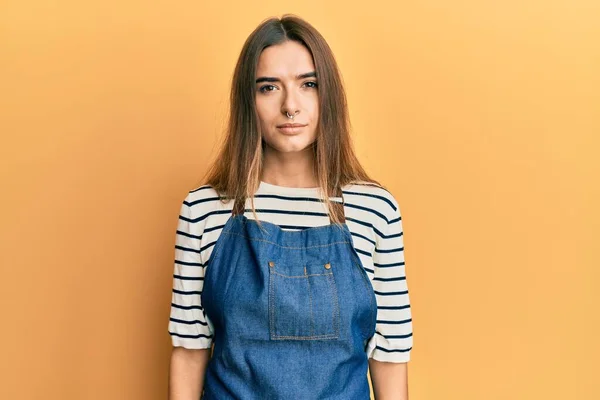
[
  {"left": 255, "top": 98, "right": 277, "bottom": 125},
  {"left": 254, "top": 98, "right": 266, "bottom": 121},
  {"left": 309, "top": 97, "right": 319, "bottom": 118}
]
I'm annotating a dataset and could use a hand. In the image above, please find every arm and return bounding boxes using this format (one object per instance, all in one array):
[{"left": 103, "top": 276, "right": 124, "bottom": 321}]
[
  {"left": 169, "top": 347, "right": 211, "bottom": 399},
  {"left": 167, "top": 191, "right": 215, "bottom": 398},
  {"left": 367, "top": 190, "right": 413, "bottom": 399},
  {"left": 369, "top": 359, "right": 408, "bottom": 400}
]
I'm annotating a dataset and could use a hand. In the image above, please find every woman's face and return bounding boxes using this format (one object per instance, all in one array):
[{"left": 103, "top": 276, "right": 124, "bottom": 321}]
[{"left": 255, "top": 40, "right": 319, "bottom": 154}]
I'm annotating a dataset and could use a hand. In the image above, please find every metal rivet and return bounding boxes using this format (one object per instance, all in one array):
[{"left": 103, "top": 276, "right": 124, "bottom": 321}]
[
  {"left": 269, "top": 261, "right": 275, "bottom": 267},
  {"left": 324, "top": 263, "right": 331, "bottom": 269}
]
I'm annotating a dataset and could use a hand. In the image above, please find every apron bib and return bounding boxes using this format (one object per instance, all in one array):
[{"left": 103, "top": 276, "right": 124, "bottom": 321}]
[{"left": 201, "top": 187, "right": 377, "bottom": 399}]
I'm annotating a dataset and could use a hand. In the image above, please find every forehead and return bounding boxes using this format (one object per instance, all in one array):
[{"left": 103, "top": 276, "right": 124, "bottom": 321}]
[{"left": 256, "top": 41, "right": 315, "bottom": 77}]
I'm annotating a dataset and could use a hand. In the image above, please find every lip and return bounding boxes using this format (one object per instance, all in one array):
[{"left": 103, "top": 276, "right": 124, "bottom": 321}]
[
  {"left": 276, "top": 123, "right": 307, "bottom": 128},
  {"left": 277, "top": 123, "right": 307, "bottom": 135}
]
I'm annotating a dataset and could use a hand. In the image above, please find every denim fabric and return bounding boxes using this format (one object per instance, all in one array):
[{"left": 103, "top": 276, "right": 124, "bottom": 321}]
[{"left": 201, "top": 206, "right": 377, "bottom": 399}]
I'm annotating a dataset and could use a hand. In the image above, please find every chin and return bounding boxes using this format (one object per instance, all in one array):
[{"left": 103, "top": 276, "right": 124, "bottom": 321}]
[
  {"left": 272, "top": 144, "right": 312, "bottom": 153},
  {"left": 264, "top": 135, "right": 316, "bottom": 153}
]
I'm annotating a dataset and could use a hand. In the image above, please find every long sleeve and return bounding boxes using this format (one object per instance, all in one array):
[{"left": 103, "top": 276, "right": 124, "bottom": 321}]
[
  {"left": 366, "top": 195, "right": 413, "bottom": 362},
  {"left": 167, "top": 193, "right": 214, "bottom": 349}
]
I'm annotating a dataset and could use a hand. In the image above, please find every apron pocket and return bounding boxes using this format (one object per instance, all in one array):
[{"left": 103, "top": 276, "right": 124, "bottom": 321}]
[{"left": 268, "top": 261, "right": 340, "bottom": 340}]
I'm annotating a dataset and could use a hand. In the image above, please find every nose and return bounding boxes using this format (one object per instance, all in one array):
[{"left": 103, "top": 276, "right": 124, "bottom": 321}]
[{"left": 281, "top": 87, "right": 300, "bottom": 117}]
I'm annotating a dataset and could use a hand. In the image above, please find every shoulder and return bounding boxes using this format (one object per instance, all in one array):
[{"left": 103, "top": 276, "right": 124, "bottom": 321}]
[
  {"left": 177, "top": 184, "right": 232, "bottom": 229},
  {"left": 342, "top": 181, "right": 401, "bottom": 220},
  {"left": 341, "top": 181, "right": 403, "bottom": 243},
  {"left": 185, "top": 183, "right": 220, "bottom": 201},
  {"left": 181, "top": 184, "right": 227, "bottom": 212}
]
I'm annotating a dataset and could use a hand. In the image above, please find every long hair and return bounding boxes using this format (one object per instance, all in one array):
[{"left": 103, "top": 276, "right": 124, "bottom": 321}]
[{"left": 202, "top": 14, "right": 383, "bottom": 226}]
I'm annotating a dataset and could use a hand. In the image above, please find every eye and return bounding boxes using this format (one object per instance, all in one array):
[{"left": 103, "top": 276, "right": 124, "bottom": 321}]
[
  {"left": 259, "top": 84, "right": 277, "bottom": 93},
  {"left": 304, "top": 81, "right": 318, "bottom": 89}
]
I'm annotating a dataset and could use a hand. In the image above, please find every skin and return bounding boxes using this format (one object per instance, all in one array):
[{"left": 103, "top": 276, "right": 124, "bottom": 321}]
[
  {"left": 169, "top": 40, "right": 408, "bottom": 400},
  {"left": 369, "top": 359, "right": 409, "bottom": 400}
]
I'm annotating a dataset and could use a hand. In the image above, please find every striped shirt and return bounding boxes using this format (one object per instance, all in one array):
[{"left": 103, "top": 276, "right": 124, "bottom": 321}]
[{"left": 168, "top": 180, "right": 413, "bottom": 363}]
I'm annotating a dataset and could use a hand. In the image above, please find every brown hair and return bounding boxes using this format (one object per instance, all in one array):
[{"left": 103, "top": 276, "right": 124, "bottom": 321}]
[{"left": 201, "top": 14, "right": 383, "bottom": 226}]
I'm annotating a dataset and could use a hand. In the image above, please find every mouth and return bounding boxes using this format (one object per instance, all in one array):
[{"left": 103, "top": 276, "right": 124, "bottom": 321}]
[
  {"left": 276, "top": 123, "right": 308, "bottom": 135},
  {"left": 276, "top": 123, "right": 307, "bottom": 128}
]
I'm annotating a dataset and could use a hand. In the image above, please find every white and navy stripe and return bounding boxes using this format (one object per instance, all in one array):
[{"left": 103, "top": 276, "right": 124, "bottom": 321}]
[{"left": 168, "top": 180, "right": 413, "bottom": 363}]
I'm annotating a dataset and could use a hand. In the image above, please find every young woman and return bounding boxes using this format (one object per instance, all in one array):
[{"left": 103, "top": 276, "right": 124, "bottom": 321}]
[{"left": 168, "top": 15, "right": 413, "bottom": 400}]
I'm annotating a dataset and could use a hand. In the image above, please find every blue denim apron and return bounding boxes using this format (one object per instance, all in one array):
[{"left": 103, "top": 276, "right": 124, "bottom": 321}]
[{"left": 201, "top": 189, "right": 377, "bottom": 399}]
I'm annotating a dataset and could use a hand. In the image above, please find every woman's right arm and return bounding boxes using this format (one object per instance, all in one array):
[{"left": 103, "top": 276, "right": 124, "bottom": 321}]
[
  {"left": 168, "top": 192, "right": 214, "bottom": 399},
  {"left": 169, "top": 346, "right": 211, "bottom": 399}
]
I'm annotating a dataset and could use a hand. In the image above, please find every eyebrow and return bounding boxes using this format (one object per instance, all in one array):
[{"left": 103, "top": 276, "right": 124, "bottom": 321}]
[{"left": 255, "top": 71, "right": 317, "bottom": 84}]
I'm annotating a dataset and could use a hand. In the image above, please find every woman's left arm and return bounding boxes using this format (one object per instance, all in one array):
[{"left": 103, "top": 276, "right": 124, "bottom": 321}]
[
  {"left": 367, "top": 191, "right": 412, "bottom": 399},
  {"left": 368, "top": 359, "right": 408, "bottom": 400}
]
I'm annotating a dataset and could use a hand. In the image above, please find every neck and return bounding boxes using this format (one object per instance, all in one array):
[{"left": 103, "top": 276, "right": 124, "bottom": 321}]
[{"left": 262, "top": 146, "right": 317, "bottom": 188}]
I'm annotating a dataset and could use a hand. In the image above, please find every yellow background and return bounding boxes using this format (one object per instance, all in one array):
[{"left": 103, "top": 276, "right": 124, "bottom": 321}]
[{"left": 1, "top": 1, "right": 598, "bottom": 399}]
